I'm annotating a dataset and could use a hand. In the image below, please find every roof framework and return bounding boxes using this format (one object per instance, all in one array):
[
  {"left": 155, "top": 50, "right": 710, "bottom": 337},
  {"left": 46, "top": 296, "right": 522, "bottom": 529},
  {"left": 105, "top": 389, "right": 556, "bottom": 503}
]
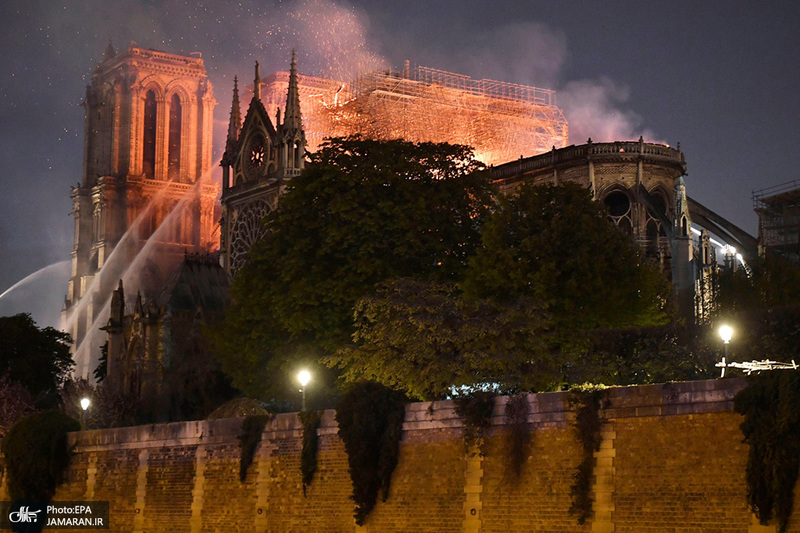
[{"left": 261, "top": 65, "right": 569, "bottom": 166}]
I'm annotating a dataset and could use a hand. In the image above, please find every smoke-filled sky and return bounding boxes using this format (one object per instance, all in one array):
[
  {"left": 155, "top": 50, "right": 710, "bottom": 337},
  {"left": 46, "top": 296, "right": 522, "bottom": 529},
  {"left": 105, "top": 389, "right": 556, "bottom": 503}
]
[{"left": 2, "top": 0, "right": 800, "bottom": 325}]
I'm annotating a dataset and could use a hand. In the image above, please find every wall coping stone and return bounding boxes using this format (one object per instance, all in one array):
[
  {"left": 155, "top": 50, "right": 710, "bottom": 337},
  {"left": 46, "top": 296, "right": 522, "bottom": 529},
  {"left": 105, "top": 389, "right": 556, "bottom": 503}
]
[{"left": 69, "top": 378, "right": 748, "bottom": 451}]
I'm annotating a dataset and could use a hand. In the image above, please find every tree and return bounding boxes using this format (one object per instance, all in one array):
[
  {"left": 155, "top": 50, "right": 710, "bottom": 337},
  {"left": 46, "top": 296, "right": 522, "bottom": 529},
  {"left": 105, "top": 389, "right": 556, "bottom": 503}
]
[
  {"left": 213, "top": 138, "right": 494, "bottom": 402},
  {"left": 0, "top": 374, "right": 35, "bottom": 438},
  {"left": 0, "top": 313, "right": 73, "bottom": 407},
  {"left": 326, "top": 279, "right": 556, "bottom": 400},
  {"left": 461, "top": 182, "right": 672, "bottom": 336}
]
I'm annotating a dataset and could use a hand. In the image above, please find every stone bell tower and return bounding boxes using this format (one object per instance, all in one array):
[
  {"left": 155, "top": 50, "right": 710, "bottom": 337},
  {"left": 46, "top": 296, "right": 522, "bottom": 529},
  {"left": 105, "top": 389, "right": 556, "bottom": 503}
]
[{"left": 64, "top": 42, "right": 217, "bottom": 377}]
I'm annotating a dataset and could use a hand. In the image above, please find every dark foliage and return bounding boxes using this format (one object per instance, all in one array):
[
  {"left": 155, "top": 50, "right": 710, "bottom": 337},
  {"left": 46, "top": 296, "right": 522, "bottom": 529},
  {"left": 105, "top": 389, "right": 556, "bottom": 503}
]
[
  {"left": 0, "top": 314, "right": 73, "bottom": 407},
  {"left": 454, "top": 391, "right": 495, "bottom": 456},
  {"left": 734, "top": 371, "right": 800, "bottom": 532},
  {"left": 299, "top": 409, "right": 322, "bottom": 495},
  {"left": 569, "top": 388, "right": 605, "bottom": 525},
  {"left": 330, "top": 279, "right": 554, "bottom": 400},
  {"left": 572, "top": 324, "right": 717, "bottom": 385},
  {"left": 94, "top": 342, "right": 108, "bottom": 383},
  {"left": 213, "top": 137, "right": 493, "bottom": 403},
  {"left": 716, "top": 252, "right": 800, "bottom": 314},
  {"left": 238, "top": 414, "right": 271, "bottom": 482},
  {"left": 335, "top": 382, "right": 407, "bottom": 525},
  {"left": 461, "top": 183, "right": 671, "bottom": 337},
  {"left": 505, "top": 393, "right": 531, "bottom": 477},
  {"left": 0, "top": 374, "right": 35, "bottom": 439},
  {"left": 1, "top": 410, "right": 80, "bottom": 501}
]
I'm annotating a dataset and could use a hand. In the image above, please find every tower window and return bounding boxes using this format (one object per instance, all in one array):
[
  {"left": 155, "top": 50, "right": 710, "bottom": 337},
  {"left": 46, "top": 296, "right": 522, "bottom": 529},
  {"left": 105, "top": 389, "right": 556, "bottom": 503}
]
[
  {"left": 168, "top": 94, "right": 182, "bottom": 181},
  {"left": 143, "top": 90, "right": 157, "bottom": 179}
]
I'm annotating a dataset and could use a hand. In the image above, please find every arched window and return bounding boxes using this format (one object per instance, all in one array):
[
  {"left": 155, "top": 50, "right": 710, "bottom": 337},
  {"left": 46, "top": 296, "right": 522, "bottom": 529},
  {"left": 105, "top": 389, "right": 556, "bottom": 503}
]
[
  {"left": 143, "top": 91, "right": 157, "bottom": 179},
  {"left": 294, "top": 140, "right": 302, "bottom": 168},
  {"left": 168, "top": 94, "right": 182, "bottom": 181},
  {"left": 603, "top": 189, "right": 633, "bottom": 234},
  {"left": 604, "top": 190, "right": 630, "bottom": 217}
]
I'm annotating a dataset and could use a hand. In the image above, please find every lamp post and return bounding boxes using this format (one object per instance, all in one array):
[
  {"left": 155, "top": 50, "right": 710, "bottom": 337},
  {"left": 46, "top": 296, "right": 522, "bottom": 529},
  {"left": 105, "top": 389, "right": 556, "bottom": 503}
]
[
  {"left": 297, "top": 370, "right": 311, "bottom": 412},
  {"left": 719, "top": 324, "right": 733, "bottom": 361},
  {"left": 80, "top": 397, "right": 91, "bottom": 428}
]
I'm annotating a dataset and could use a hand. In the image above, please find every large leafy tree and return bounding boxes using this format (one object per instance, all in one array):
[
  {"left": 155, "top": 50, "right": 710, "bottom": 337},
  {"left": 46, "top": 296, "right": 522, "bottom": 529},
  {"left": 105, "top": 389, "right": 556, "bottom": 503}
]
[
  {"left": 213, "top": 138, "right": 494, "bottom": 402},
  {"left": 330, "top": 184, "right": 674, "bottom": 397},
  {"left": 326, "top": 278, "right": 555, "bottom": 400},
  {"left": 461, "top": 182, "right": 672, "bottom": 335},
  {"left": 0, "top": 313, "right": 73, "bottom": 407}
]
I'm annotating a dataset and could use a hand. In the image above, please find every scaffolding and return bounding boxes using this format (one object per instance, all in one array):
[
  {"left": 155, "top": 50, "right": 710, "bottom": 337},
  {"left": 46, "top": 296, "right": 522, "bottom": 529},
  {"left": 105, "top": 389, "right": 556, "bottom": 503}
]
[
  {"left": 261, "top": 64, "right": 569, "bottom": 166},
  {"left": 753, "top": 179, "right": 800, "bottom": 261}
]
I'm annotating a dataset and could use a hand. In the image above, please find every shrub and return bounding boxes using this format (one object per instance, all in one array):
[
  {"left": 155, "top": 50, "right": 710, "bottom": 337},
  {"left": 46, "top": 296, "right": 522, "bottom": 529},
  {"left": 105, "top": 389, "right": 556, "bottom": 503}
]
[
  {"left": 1, "top": 410, "right": 80, "bottom": 501},
  {"left": 734, "top": 371, "right": 800, "bottom": 533},
  {"left": 335, "top": 382, "right": 406, "bottom": 525},
  {"left": 299, "top": 410, "right": 322, "bottom": 495},
  {"left": 238, "top": 414, "right": 271, "bottom": 482},
  {"left": 454, "top": 390, "right": 494, "bottom": 456},
  {"left": 568, "top": 387, "right": 605, "bottom": 524}
]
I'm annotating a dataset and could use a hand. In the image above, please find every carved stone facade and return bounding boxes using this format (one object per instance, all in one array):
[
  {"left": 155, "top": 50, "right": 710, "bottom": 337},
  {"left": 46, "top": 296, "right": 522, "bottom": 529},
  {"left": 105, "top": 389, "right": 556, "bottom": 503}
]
[
  {"left": 64, "top": 44, "right": 218, "bottom": 376},
  {"left": 104, "top": 253, "right": 231, "bottom": 421},
  {"left": 219, "top": 53, "right": 307, "bottom": 275}
]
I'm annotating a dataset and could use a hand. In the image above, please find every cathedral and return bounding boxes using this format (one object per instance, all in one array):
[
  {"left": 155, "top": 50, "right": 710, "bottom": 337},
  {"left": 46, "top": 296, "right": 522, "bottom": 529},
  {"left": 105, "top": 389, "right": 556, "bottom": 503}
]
[{"left": 68, "top": 43, "right": 755, "bottom": 409}]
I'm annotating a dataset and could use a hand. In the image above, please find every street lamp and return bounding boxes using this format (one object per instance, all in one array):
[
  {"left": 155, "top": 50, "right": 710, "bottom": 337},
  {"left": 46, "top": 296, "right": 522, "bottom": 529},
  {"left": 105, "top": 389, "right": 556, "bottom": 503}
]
[
  {"left": 80, "top": 397, "right": 91, "bottom": 428},
  {"left": 719, "top": 324, "right": 733, "bottom": 361},
  {"left": 297, "top": 370, "right": 311, "bottom": 411}
]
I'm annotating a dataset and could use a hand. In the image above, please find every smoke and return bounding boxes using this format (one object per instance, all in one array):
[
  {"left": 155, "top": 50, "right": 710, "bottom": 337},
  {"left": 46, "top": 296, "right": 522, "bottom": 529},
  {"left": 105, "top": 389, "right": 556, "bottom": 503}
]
[
  {"left": 559, "top": 78, "right": 660, "bottom": 144},
  {"left": 447, "top": 21, "right": 566, "bottom": 90},
  {"left": 367, "top": 13, "right": 658, "bottom": 145}
]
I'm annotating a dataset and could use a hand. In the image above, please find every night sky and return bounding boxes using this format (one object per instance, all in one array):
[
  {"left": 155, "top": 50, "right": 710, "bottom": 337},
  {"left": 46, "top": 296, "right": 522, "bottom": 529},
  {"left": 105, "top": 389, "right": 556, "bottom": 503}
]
[{"left": 1, "top": 0, "right": 799, "bottom": 327}]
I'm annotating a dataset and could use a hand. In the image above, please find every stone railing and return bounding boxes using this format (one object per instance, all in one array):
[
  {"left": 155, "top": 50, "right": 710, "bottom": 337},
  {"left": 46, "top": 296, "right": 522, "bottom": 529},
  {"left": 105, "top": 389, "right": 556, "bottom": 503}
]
[{"left": 491, "top": 140, "right": 686, "bottom": 181}]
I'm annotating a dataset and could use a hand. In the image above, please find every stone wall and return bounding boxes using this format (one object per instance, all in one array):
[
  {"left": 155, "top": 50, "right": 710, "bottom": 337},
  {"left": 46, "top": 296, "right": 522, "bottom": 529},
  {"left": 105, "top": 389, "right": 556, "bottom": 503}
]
[{"left": 1, "top": 378, "right": 797, "bottom": 532}]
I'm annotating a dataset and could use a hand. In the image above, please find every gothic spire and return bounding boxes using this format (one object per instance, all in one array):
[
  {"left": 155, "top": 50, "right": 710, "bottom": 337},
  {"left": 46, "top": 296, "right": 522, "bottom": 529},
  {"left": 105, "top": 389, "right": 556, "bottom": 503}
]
[
  {"left": 227, "top": 76, "right": 241, "bottom": 146},
  {"left": 674, "top": 175, "right": 691, "bottom": 238},
  {"left": 103, "top": 39, "right": 116, "bottom": 60},
  {"left": 253, "top": 61, "right": 261, "bottom": 101},
  {"left": 283, "top": 50, "right": 302, "bottom": 131}
]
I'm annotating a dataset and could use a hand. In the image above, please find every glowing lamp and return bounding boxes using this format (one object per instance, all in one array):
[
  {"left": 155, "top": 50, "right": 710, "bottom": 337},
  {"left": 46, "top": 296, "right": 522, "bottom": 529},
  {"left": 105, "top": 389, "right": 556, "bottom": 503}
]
[
  {"left": 719, "top": 325, "right": 733, "bottom": 344},
  {"left": 80, "top": 397, "right": 91, "bottom": 411},
  {"left": 298, "top": 370, "right": 311, "bottom": 387},
  {"left": 297, "top": 370, "right": 311, "bottom": 411}
]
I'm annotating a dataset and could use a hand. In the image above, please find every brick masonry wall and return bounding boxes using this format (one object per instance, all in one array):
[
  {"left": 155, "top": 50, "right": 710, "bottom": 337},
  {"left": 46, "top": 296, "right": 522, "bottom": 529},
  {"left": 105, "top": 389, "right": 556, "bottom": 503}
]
[{"left": 4, "top": 378, "right": 800, "bottom": 532}]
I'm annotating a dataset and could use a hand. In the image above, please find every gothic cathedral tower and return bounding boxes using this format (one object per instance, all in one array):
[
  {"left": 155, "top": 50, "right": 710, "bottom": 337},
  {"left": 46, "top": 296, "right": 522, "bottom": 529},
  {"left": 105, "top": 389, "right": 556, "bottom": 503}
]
[
  {"left": 220, "top": 52, "right": 306, "bottom": 274},
  {"left": 65, "top": 43, "right": 217, "bottom": 376}
]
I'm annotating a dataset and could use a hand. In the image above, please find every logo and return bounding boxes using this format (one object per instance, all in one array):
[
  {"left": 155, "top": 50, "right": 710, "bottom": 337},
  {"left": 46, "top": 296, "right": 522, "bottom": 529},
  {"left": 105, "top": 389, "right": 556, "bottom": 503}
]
[
  {"left": 2, "top": 501, "right": 109, "bottom": 530},
  {"left": 8, "top": 507, "right": 40, "bottom": 524}
]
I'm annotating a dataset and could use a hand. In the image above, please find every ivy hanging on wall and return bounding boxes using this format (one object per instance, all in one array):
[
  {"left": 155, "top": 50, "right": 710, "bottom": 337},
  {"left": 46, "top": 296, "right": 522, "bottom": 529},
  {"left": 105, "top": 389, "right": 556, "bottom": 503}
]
[
  {"left": 299, "top": 409, "right": 322, "bottom": 496},
  {"left": 238, "top": 414, "right": 271, "bottom": 482},
  {"left": 1, "top": 410, "right": 81, "bottom": 501},
  {"left": 505, "top": 393, "right": 531, "bottom": 477},
  {"left": 454, "top": 391, "right": 495, "bottom": 456},
  {"left": 336, "top": 382, "right": 407, "bottom": 526},
  {"left": 734, "top": 371, "right": 800, "bottom": 533},
  {"left": 568, "top": 387, "right": 605, "bottom": 525}
]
